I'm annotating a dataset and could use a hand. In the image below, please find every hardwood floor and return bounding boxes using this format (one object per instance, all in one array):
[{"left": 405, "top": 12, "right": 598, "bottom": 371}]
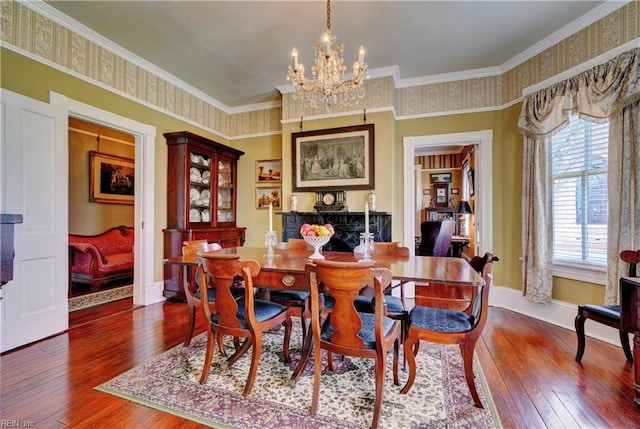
[{"left": 2, "top": 293, "right": 639, "bottom": 428}]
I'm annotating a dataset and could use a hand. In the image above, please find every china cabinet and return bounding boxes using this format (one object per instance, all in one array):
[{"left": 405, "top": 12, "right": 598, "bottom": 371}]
[{"left": 163, "top": 131, "right": 246, "bottom": 300}]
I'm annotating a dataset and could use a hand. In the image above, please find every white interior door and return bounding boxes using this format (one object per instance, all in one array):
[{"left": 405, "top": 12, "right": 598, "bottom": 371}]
[{"left": 0, "top": 89, "right": 68, "bottom": 353}]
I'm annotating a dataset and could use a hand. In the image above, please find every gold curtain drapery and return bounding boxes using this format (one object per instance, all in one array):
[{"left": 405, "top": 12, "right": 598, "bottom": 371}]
[{"left": 518, "top": 48, "right": 640, "bottom": 304}]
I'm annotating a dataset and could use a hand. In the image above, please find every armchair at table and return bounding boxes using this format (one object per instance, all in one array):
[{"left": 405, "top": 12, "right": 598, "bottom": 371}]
[{"left": 417, "top": 219, "right": 455, "bottom": 256}]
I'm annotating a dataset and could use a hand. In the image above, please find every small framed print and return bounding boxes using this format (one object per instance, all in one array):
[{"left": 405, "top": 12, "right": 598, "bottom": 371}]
[
  {"left": 434, "top": 183, "right": 449, "bottom": 207},
  {"left": 256, "top": 187, "right": 281, "bottom": 209},
  {"left": 430, "top": 172, "right": 452, "bottom": 184},
  {"left": 89, "top": 151, "right": 134, "bottom": 204},
  {"left": 423, "top": 189, "right": 431, "bottom": 195},
  {"left": 451, "top": 188, "right": 460, "bottom": 195},
  {"left": 256, "top": 159, "right": 282, "bottom": 183}
]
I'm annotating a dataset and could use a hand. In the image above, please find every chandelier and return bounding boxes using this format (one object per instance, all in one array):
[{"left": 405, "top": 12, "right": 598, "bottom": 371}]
[{"left": 286, "top": 0, "right": 368, "bottom": 110}]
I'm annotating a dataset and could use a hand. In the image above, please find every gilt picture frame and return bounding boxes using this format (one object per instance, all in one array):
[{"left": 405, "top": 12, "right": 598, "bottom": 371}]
[
  {"left": 256, "top": 187, "right": 282, "bottom": 209},
  {"left": 255, "top": 159, "right": 282, "bottom": 183},
  {"left": 89, "top": 151, "right": 134, "bottom": 205},
  {"left": 292, "top": 124, "right": 374, "bottom": 192}
]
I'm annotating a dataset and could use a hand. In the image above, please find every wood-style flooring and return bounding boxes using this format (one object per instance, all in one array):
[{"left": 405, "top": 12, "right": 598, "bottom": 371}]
[{"left": 2, "top": 288, "right": 639, "bottom": 428}]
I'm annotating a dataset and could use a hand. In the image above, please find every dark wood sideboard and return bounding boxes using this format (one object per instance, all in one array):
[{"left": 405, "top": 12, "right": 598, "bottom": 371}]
[
  {"left": 620, "top": 276, "right": 640, "bottom": 405},
  {"left": 279, "top": 211, "right": 392, "bottom": 251}
]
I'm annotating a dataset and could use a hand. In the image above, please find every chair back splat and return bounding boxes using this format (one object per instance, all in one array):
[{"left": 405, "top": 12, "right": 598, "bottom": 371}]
[
  {"left": 400, "top": 252, "right": 499, "bottom": 409},
  {"left": 575, "top": 249, "right": 640, "bottom": 363},
  {"left": 197, "top": 252, "right": 292, "bottom": 396},
  {"left": 307, "top": 259, "right": 401, "bottom": 429}
]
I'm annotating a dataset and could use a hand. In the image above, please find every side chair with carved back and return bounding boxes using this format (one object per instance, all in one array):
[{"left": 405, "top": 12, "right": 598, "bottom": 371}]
[{"left": 196, "top": 252, "right": 292, "bottom": 396}]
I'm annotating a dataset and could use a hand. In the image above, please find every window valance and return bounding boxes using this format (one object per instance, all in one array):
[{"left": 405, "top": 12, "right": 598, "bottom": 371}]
[{"left": 518, "top": 48, "right": 640, "bottom": 138}]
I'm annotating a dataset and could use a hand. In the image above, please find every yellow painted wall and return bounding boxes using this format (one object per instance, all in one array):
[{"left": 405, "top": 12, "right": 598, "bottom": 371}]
[
  {"left": 0, "top": 48, "right": 239, "bottom": 281},
  {"left": 68, "top": 119, "right": 135, "bottom": 235},
  {"left": 1, "top": 47, "right": 607, "bottom": 304},
  {"left": 280, "top": 111, "right": 397, "bottom": 237}
]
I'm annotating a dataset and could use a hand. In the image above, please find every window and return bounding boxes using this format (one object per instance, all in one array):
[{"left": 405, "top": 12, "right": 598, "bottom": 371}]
[{"left": 551, "top": 116, "right": 609, "bottom": 266}]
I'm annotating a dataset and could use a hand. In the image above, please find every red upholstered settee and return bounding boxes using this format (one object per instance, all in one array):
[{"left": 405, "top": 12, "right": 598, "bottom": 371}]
[{"left": 68, "top": 226, "right": 134, "bottom": 291}]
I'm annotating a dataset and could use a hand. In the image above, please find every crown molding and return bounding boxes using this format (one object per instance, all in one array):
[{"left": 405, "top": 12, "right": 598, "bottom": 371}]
[
  {"left": 228, "top": 100, "right": 282, "bottom": 114},
  {"left": 397, "top": 66, "right": 502, "bottom": 88},
  {"left": 500, "top": 0, "right": 632, "bottom": 73},
  {"left": 27, "top": 0, "right": 232, "bottom": 114},
  {"left": 24, "top": 0, "right": 630, "bottom": 116}
]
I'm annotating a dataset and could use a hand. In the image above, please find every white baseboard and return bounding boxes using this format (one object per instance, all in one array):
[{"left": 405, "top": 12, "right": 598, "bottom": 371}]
[
  {"left": 490, "top": 285, "right": 630, "bottom": 349},
  {"left": 143, "top": 281, "right": 166, "bottom": 306}
]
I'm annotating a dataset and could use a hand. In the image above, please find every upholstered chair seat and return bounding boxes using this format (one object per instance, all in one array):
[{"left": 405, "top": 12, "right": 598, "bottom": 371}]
[
  {"left": 321, "top": 312, "right": 397, "bottom": 349},
  {"left": 409, "top": 305, "right": 473, "bottom": 333}
]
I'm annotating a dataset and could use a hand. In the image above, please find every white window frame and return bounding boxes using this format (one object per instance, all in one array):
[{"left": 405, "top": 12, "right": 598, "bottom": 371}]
[{"left": 550, "top": 116, "right": 608, "bottom": 285}]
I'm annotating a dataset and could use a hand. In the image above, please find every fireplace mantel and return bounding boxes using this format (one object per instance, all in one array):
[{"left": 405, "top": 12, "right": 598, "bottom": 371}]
[{"left": 278, "top": 211, "right": 392, "bottom": 251}]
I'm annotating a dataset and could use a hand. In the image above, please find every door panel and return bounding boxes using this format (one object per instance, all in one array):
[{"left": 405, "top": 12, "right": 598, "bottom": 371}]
[{"left": 0, "top": 89, "right": 68, "bottom": 352}]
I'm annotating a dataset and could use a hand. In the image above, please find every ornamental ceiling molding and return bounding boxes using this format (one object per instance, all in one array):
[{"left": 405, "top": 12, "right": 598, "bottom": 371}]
[{"left": 1, "top": 0, "right": 637, "bottom": 135}]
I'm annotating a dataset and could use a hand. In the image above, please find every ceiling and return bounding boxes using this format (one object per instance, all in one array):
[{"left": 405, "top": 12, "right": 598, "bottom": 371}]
[{"left": 43, "top": 1, "right": 613, "bottom": 110}]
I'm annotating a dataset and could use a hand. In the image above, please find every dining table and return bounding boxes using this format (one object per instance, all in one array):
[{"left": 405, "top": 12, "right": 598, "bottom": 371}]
[
  {"left": 163, "top": 245, "right": 485, "bottom": 292},
  {"left": 163, "top": 245, "right": 486, "bottom": 384}
]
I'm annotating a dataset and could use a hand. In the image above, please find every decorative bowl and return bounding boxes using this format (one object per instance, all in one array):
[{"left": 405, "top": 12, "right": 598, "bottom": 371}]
[{"left": 303, "top": 235, "right": 331, "bottom": 259}]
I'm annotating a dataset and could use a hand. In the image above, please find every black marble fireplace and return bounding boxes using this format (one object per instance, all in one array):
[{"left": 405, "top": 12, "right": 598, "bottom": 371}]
[{"left": 279, "top": 211, "right": 392, "bottom": 251}]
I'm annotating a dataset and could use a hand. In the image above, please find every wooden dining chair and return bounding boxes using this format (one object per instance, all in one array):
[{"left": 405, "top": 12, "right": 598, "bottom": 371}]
[
  {"left": 196, "top": 252, "right": 292, "bottom": 396},
  {"left": 574, "top": 249, "right": 640, "bottom": 363},
  {"left": 181, "top": 239, "right": 222, "bottom": 347},
  {"left": 307, "top": 259, "right": 401, "bottom": 429},
  {"left": 353, "top": 242, "right": 411, "bottom": 345},
  {"left": 400, "top": 252, "right": 499, "bottom": 408},
  {"left": 267, "top": 238, "right": 312, "bottom": 341}
]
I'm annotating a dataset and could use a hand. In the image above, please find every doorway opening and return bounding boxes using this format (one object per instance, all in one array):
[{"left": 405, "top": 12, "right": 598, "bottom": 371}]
[
  {"left": 51, "top": 91, "right": 158, "bottom": 309},
  {"left": 67, "top": 118, "right": 135, "bottom": 316},
  {"left": 403, "top": 130, "right": 493, "bottom": 257}
]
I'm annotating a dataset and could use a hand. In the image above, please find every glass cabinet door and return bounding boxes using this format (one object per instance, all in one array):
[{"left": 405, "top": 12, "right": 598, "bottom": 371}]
[
  {"left": 217, "top": 159, "right": 235, "bottom": 223},
  {"left": 188, "top": 151, "right": 212, "bottom": 225}
]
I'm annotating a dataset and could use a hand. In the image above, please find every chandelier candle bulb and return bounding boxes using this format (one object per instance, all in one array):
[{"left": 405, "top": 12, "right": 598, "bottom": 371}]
[
  {"left": 359, "top": 47, "right": 365, "bottom": 66},
  {"left": 292, "top": 48, "right": 298, "bottom": 70}
]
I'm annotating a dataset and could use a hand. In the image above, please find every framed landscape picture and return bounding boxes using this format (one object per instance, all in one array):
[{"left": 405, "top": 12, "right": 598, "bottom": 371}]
[
  {"left": 256, "top": 159, "right": 282, "bottom": 183},
  {"left": 256, "top": 187, "right": 281, "bottom": 209},
  {"left": 89, "top": 151, "right": 134, "bottom": 205},
  {"left": 430, "top": 172, "right": 452, "bottom": 183},
  {"left": 292, "top": 124, "right": 374, "bottom": 192}
]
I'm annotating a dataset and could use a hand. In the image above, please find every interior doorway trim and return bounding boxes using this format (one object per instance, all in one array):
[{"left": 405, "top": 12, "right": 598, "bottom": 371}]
[
  {"left": 50, "top": 92, "right": 160, "bottom": 306},
  {"left": 403, "top": 130, "right": 493, "bottom": 257}
]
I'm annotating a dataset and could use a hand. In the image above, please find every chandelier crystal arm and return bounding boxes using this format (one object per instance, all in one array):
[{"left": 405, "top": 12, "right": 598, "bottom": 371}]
[{"left": 286, "top": 0, "right": 368, "bottom": 111}]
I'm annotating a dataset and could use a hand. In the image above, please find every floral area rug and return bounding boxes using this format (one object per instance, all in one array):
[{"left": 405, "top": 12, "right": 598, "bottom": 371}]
[
  {"left": 68, "top": 284, "right": 133, "bottom": 312},
  {"left": 96, "top": 321, "right": 501, "bottom": 428}
]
